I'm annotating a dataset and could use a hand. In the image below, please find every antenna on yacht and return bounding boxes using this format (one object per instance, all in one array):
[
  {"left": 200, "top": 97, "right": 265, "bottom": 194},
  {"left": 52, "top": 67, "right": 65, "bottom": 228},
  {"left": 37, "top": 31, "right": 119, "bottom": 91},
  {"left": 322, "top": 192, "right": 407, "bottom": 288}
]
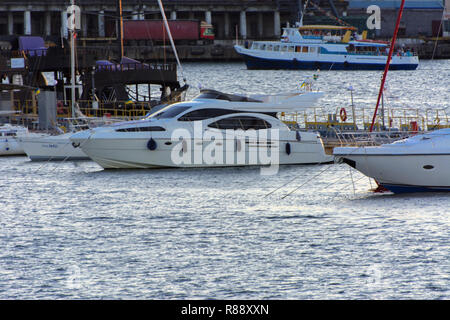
[{"left": 156, "top": 0, "right": 187, "bottom": 85}]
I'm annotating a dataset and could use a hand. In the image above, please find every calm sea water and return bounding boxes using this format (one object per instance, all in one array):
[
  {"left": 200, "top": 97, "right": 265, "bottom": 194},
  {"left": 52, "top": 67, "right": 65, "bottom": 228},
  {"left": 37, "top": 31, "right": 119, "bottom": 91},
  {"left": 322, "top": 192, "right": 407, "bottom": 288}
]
[{"left": 1, "top": 60, "right": 450, "bottom": 299}]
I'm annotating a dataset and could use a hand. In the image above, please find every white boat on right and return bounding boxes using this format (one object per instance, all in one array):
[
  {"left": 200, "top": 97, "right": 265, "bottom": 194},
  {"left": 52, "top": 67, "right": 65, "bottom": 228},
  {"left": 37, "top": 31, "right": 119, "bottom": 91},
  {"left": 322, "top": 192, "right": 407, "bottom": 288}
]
[{"left": 333, "top": 129, "right": 450, "bottom": 193}]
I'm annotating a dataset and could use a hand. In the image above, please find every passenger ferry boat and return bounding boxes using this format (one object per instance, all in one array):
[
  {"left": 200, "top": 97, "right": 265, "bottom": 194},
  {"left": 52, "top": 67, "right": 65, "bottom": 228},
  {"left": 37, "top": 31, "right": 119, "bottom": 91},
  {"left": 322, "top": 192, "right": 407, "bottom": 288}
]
[{"left": 234, "top": 24, "right": 419, "bottom": 71}]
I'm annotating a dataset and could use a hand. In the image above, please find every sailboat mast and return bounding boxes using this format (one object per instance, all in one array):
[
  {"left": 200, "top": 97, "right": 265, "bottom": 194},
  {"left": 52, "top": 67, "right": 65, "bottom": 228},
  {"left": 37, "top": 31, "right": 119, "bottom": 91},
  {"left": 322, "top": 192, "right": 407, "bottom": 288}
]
[
  {"left": 369, "top": 0, "right": 405, "bottom": 132},
  {"left": 118, "top": 0, "right": 124, "bottom": 59},
  {"left": 156, "top": 0, "right": 186, "bottom": 83},
  {"left": 70, "top": 0, "right": 76, "bottom": 119}
]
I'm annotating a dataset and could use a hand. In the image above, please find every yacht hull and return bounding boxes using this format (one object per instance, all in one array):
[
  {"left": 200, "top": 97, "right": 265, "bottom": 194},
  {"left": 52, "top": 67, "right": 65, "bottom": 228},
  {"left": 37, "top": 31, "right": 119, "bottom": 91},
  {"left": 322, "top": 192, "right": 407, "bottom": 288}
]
[
  {"left": 20, "top": 133, "right": 90, "bottom": 161},
  {"left": 73, "top": 136, "right": 333, "bottom": 169},
  {"left": 0, "top": 138, "right": 25, "bottom": 155},
  {"left": 335, "top": 151, "right": 450, "bottom": 193}
]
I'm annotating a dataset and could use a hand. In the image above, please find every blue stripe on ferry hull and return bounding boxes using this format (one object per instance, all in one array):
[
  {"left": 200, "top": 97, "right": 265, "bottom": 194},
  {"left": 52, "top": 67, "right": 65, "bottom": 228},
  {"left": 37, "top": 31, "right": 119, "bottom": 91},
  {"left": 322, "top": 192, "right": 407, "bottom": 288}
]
[
  {"left": 381, "top": 184, "right": 450, "bottom": 194},
  {"left": 240, "top": 54, "right": 418, "bottom": 71}
]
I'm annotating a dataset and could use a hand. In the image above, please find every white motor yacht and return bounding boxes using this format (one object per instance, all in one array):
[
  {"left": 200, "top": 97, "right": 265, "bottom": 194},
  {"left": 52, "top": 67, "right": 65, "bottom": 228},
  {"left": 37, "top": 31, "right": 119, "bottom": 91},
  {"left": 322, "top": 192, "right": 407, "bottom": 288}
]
[
  {"left": 0, "top": 124, "right": 39, "bottom": 156},
  {"left": 70, "top": 89, "right": 333, "bottom": 169},
  {"left": 334, "top": 129, "right": 450, "bottom": 193}
]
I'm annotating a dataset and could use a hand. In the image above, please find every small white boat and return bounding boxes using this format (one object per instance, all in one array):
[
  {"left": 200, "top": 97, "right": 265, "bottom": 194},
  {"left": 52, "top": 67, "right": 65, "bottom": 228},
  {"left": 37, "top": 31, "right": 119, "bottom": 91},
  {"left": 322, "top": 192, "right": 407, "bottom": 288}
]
[
  {"left": 234, "top": 24, "right": 419, "bottom": 71},
  {"left": 333, "top": 129, "right": 450, "bottom": 193},
  {"left": 0, "top": 124, "right": 33, "bottom": 156},
  {"left": 70, "top": 89, "right": 333, "bottom": 169},
  {"left": 19, "top": 132, "right": 89, "bottom": 161}
]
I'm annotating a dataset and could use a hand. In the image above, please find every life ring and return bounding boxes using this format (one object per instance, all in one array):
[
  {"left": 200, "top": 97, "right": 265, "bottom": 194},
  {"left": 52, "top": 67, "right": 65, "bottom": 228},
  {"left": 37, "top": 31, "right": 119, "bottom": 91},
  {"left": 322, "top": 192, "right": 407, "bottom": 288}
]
[{"left": 339, "top": 108, "right": 347, "bottom": 122}]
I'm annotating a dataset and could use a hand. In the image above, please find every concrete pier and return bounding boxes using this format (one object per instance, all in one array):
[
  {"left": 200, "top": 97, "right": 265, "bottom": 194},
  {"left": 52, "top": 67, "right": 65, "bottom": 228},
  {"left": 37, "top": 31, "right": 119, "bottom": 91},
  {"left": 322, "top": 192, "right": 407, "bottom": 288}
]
[
  {"left": 0, "top": 0, "right": 448, "bottom": 60},
  {"left": 0, "top": 0, "right": 298, "bottom": 39}
]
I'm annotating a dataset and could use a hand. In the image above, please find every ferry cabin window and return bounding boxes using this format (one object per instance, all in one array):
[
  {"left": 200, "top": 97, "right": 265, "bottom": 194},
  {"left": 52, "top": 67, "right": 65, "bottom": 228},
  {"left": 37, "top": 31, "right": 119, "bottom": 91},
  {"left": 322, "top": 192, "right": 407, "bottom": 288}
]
[
  {"left": 288, "top": 46, "right": 294, "bottom": 52},
  {"left": 251, "top": 43, "right": 259, "bottom": 50},
  {"left": 260, "top": 44, "right": 266, "bottom": 50},
  {"left": 309, "top": 47, "right": 316, "bottom": 53},
  {"left": 273, "top": 45, "right": 280, "bottom": 51},
  {"left": 281, "top": 45, "right": 287, "bottom": 52},
  {"left": 178, "top": 109, "right": 241, "bottom": 121},
  {"left": 208, "top": 116, "right": 272, "bottom": 130},
  {"left": 152, "top": 106, "right": 191, "bottom": 119},
  {"left": 295, "top": 46, "right": 301, "bottom": 53},
  {"left": 267, "top": 45, "right": 273, "bottom": 51},
  {"left": 302, "top": 46, "right": 308, "bottom": 53}
]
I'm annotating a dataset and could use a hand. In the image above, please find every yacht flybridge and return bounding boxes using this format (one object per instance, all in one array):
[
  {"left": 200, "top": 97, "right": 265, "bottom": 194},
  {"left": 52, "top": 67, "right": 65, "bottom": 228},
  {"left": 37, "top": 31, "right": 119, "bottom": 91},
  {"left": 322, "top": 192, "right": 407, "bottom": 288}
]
[{"left": 70, "top": 89, "right": 333, "bottom": 169}]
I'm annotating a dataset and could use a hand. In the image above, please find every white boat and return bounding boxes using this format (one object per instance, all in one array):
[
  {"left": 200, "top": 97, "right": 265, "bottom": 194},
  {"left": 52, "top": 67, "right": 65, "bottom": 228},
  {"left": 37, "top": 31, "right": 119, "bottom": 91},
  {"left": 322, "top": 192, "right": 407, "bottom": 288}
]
[
  {"left": 333, "top": 129, "right": 450, "bottom": 193},
  {"left": 19, "top": 132, "right": 89, "bottom": 161},
  {"left": 70, "top": 89, "right": 333, "bottom": 169},
  {"left": 234, "top": 24, "right": 419, "bottom": 71},
  {"left": 0, "top": 124, "right": 31, "bottom": 155}
]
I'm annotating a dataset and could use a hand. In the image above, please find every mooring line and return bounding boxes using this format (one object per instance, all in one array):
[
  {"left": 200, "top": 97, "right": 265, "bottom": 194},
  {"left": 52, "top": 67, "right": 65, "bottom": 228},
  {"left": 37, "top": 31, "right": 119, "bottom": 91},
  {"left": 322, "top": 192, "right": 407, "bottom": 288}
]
[{"left": 279, "top": 164, "right": 336, "bottom": 199}]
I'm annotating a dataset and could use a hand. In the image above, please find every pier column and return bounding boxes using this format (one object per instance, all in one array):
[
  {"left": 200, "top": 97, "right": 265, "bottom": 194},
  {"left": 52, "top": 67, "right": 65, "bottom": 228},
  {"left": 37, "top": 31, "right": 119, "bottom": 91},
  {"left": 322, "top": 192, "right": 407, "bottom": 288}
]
[
  {"left": 81, "top": 13, "right": 87, "bottom": 37},
  {"left": 45, "top": 11, "right": 52, "bottom": 36},
  {"left": 274, "top": 10, "right": 281, "bottom": 37},
  {"left": 61, "top": 10, "right": 68, "bottom": 38},
  {"left": 257, "top": 12, "right": 263, "bottom": 38},
  {"left": 24, "top": 10, "right": 31, "bottom": 35},
  {"left": 205, "top": 11, "right": 212, "bottom": 24},
  {"left": 240, "top": 11, "right": 247, "bottom": 39},
  {"left": 224, "top": 12, "right": 230, "bottom": 38},
  {"left": 98, "top": 10, "right": 105, "bottom": 37},
  {"left": 170, "top": 11, "right": 177, "bottom": 20},
  {"left": 7, "top": 12, "right": 13, "bottom": 35}
]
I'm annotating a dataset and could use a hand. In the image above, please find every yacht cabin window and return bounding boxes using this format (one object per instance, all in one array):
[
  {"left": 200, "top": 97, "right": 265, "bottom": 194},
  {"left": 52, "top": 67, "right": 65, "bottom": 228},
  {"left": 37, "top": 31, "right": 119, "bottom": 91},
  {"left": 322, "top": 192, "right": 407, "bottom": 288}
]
[
  {"left": 150, "top": 105, "right": 191, "bottom": 119},
  {"left": 116, "top": 126, "right": 166, "bottom": 132},
  {"left": 208, "top": 116, "right": 272, "bottom": 130},
  {"left": 178, "top": 109, "right": 242, "bottom": 121}
]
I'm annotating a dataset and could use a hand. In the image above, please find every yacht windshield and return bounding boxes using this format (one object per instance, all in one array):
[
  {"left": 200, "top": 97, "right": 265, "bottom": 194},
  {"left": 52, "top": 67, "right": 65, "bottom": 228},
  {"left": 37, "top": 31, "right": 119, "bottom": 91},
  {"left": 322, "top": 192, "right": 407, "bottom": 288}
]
[{"left": 147, "top": 105, "right": 191, "bottom": 120}]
